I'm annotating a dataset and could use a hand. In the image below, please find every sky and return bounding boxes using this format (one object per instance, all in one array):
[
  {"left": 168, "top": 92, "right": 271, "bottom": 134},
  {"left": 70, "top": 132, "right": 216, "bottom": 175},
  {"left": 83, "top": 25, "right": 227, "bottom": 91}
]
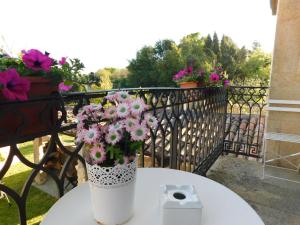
[{"left": 1, "top": 0, "right": 276, "bottom": 73}]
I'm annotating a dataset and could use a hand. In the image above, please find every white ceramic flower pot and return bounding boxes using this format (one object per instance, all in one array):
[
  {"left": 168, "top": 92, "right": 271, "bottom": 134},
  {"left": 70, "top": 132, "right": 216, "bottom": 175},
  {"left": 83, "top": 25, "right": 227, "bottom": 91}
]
[{"left": 86, "top": 160, "right": 136, "bottom": 225}]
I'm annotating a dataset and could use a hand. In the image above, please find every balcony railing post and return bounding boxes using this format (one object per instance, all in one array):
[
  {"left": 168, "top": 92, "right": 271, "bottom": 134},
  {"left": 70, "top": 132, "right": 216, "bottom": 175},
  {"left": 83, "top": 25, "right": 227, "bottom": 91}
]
[
  {"left": 222, "top": 88, "right": 229, "bottom": 154},
  {"left": 170, "top": 90, "right": 180, "bottom": 169}
]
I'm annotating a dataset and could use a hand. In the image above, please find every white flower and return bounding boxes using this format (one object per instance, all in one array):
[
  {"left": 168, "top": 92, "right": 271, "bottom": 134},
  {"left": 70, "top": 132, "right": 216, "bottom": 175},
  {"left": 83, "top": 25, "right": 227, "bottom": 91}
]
[
  {"left": 90, "top": 145, "right": 106, "bottom": 164},
  {"left": 117, "top": 103, "right": 130, "bottom": 118},
  {"left": 124, "top": 118, "right": 138, "bottom": 132},
  {"left": 84, "top": 127, "right": 100, "bottom": 144},
  {"left": 109, "top": 122, "right": 123, "bottom": 132},
  {"left": 105, "top": 130, "right": 121, "bottom": 144},
  {"left": 144, "top": 114, "right": 158, "bottom": 128},
  {"left": 130, "top": 97, "right": 146, "bottom": 115},
  {"left": 130, "top": 124, "right": 148, "bottom": 141},
  {"left": 117, "top": 91, "right": 131, "bottom": 102}
]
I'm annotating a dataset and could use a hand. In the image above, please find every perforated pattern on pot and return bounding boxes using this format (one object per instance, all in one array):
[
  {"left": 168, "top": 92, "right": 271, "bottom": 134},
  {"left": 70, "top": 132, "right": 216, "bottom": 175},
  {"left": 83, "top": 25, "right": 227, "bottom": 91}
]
[{"left": 86, "top": 160, "right": 136, "bottom": 188}]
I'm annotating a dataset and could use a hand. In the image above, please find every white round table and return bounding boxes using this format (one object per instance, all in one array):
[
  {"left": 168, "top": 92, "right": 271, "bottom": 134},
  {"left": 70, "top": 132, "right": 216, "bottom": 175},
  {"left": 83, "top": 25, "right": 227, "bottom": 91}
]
[{"left": 41, "top": 168, "right": 265, "bottom": 225}]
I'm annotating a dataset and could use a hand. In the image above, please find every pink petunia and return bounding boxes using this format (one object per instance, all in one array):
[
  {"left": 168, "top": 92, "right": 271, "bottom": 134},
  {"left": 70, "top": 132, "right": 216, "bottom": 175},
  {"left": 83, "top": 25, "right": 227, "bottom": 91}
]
[
  {"left": 224, "top": 79, "right": 230, "bottom": 87},
  {"left": 0, "top": 69, "right": 30, "bottom": 101},
  {"left": 90, "top": 145, "right": 106, "bottom": 164},
  {"left": 58, "top": 82, "right": 72, "bottom": 92},
  {"left": 22, "top": 49, "right": 53, "bottom": 72},
  {"left": 173, "top": 70, "right": 187, "bottom": 81},
  {"left": 186, "top": 66, "right": 193, "bottom": 73},
  {"left": 210, "top": 73, "right": 220, "bottom": 82},
  {"left": 59, "top": 57, "right": 67, "bottom": 65}
]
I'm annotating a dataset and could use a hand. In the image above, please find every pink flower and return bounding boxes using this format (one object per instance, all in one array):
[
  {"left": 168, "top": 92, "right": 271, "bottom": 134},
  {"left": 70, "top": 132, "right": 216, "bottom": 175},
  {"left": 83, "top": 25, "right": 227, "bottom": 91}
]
[
  {"left": 117, "top": 91, "right": 131, "bottom": 102},
  {"left": 84, "top": 127, "right": 100, "bottom": 144},
  {"left": 0, "top": 69, "right": 30, "bottom": 101},
  {"left": 76, "top": 111, "right": 88, "bottom": 123},
  {"left": 84, "top": 103, "right": 102, "bottom": 111},
  {"left": 75, "top": 129, "right": 86, "bottom": 144},
  {"left": 22, "top": 49, "right": 53, "bottom": 72},
  {"left": 173, "top": 70, "right": 187, "bottom": 81},
  {"left": 104, "top": 106, "right": 117, "bottom": 119},
  {"left": 143, "top": 114, "right": 158, "bottom": 128},
  {"left": 106, "top": 91, "right": 118, "bottom": 102},
  {"left": 130, "top": 124, "right": 148, "bottom": 141},
  {"left": 117, "top": 103, "right": 130, "bottom": 118},
  {"left": 108, "top": 122, "right": 123, "bottom": 132},
  {"left": 224, "top": 79, "right": 230, "bottom": 87},
  {"left": 186, "top": 66, "right": 193, "bottom": 73},
  {"left": 59, "top": 57, "right": 67, "bottom": 65},
  {"left": 210, "top": 73, "right": 220, "bottom": 82},
  {"left": 90, "top": 145, "right": 106, "bottom": 164},
  {"left": 58, "top": 82, "right": 72, "bottom": 92},
  {"left": 124, "top": 118, "right": 138, "bottom": 132},
  {"left": 105, "top": 130, "right": 121, "bottom": 144},
  {"left": 130, "top": 97, "right": 146, "bottom": 115}
]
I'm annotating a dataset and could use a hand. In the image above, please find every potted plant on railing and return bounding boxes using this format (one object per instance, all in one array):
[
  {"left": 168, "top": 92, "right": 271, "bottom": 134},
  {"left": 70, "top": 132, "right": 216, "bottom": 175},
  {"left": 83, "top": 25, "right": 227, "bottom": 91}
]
[
  {"left": 173, "top": 66, "right": 204, "bottom": 88},
  {"left": 76, "top": 91, "right": 158, "bottom": 225},
  {"left": 0, "top": 49, "right": 99, "bottom": 144},
  {"left": 204, "top": 64, "right": 230, "bottom": 88}
]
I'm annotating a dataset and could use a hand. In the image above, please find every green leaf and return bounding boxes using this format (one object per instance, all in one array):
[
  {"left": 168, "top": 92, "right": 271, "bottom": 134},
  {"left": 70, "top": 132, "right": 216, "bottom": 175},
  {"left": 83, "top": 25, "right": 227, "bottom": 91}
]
[{"left": 130, "top": 141, "right": 143, "bottom": 154}]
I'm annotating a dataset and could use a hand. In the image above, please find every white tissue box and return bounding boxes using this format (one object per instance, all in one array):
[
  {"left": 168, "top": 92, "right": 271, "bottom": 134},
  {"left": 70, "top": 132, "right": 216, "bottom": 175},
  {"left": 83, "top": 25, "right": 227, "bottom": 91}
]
[{"left": 160, "top": 185, "right": 203, "bottom": 225}]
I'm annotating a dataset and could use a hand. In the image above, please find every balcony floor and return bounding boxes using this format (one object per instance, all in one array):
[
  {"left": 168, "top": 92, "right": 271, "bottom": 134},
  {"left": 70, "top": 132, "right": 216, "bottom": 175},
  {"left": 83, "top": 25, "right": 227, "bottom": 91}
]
[{"left": 207, "top": 156, "right": 300, "bottom": 225}]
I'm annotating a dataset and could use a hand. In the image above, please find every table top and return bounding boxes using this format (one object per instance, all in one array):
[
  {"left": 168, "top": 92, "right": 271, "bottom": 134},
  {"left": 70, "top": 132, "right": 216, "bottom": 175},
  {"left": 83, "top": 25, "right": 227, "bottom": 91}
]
[{"left": 41, "top": 168, "right": 265, "bottom": 225}]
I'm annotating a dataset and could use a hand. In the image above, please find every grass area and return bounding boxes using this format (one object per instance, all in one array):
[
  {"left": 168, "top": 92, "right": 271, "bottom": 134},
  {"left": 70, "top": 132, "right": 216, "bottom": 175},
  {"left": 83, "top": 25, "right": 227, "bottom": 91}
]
[
  {"left": 0, "top": 137, "right": 76, "bottom": 225},
  {"left": 0, "top": 153, "right": 4, "bottom": 161}
]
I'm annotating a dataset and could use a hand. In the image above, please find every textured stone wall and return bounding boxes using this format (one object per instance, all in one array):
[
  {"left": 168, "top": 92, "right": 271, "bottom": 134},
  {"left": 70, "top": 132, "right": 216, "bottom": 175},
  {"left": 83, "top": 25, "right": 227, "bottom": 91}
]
[{"left": 266, "top": 0, "right": 300, "bottom": 169}]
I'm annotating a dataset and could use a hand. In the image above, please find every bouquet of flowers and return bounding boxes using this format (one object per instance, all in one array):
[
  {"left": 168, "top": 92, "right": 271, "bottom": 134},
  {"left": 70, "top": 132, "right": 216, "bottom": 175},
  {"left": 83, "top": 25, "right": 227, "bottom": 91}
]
[
  {"left": 173, "top": 63, "right": 230, "bottom": 87},
  {"left": 76, "top": 91, "right": 158, "bottom": 167},
  {"left": 173, "top": 66, "right": 203, "bottom": 84},
  {"left": 0, "top": 49, "right": 99, "bottom": 101},
  {"left": 205, "top": 64, "right": 230, "bottom": 87}
]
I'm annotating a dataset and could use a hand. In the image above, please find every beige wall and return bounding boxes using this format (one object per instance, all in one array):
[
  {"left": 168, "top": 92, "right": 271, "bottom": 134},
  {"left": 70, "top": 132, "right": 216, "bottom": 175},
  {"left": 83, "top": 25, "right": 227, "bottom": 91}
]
[{"left": 266, "top": 0, "right": 300, "bottom": 169}]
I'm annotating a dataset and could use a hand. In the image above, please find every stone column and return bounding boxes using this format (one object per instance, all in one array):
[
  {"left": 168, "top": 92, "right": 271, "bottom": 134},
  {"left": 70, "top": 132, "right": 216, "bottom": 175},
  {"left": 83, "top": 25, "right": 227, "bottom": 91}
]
[{"left": 266, "top": 0, "right": 300, "bottom": 170}]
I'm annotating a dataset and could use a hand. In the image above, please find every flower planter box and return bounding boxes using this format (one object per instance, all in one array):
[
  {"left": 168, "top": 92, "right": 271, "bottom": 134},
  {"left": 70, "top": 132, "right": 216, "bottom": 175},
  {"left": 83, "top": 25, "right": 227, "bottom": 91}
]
[
  {"left": 0, "top": 77, "right": 58, "bottom": 147},
  {"left": 179, "top": 81, "right": 198, "bottom": 88}
]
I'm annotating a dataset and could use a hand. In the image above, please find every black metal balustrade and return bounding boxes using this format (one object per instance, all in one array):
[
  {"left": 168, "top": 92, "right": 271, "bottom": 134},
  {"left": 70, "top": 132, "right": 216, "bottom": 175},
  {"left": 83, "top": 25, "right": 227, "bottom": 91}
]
[
  {"left": 224, "top": 86, "right": 269, "bottom": 158},
  {"left": 0, "top": 87, "right": 227, "bottom": 225}
]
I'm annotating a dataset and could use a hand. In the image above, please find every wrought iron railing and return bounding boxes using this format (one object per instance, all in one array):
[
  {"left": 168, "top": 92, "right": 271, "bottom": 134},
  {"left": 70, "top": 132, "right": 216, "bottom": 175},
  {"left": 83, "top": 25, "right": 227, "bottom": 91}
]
[
  {"left": 0, "top": 87, "right": 227, "bottom": 225},
  {"left": 224, "top": 86, "right": 269, "bottom": 158}
]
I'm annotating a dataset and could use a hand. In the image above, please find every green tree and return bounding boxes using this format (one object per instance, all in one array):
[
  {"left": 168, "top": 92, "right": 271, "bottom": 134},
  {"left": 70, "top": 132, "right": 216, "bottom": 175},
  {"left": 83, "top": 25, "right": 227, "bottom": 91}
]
[
  {"left": 156, "top": 42, "right": 183, "bottom": 86},
  {"left": 127, "top": 46, "right": 159, "bottom": 87},
  {"left": 178, "top": 33, "right": 208, "bottom": 69},
  {"left": 93, "top": 69, "right": 113, "bottom": 90},
  {"left": 219, "top": 35, "right": 239, "bottom": 80},
  {"left": 204, "top": 34, "right": 214, "bottom": 60},
  {"left": 239, "top": 44, "right": 271, "bottom": 85},
  {"left": 212, "top": 32, "right": 220, "bottom": 61}
]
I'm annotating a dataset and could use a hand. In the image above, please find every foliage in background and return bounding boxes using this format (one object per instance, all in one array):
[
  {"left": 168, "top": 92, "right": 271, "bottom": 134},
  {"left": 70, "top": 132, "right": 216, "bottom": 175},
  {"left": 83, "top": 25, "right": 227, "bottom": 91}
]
[{"left": 106, "top": 32, "right": 271, "bottom": 88}]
